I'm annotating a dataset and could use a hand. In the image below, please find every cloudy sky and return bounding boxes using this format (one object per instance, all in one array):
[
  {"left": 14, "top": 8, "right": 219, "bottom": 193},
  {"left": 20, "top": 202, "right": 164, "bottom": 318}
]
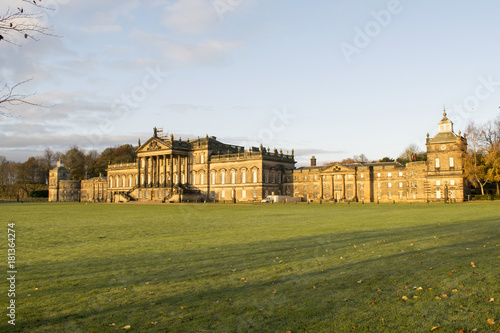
[{"left": 1, "top": 0, "right": 500, "bottom": 165}]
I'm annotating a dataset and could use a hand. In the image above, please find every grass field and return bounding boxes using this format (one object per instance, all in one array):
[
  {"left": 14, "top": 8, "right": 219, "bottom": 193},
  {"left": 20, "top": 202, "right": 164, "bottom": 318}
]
[{"left": 1, "top": 202, "right": 499, "bottom": 332}]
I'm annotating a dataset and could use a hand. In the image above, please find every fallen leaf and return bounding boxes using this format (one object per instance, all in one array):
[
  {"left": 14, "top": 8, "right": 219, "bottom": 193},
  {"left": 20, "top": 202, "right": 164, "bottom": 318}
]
[
  {"left": 487, "top": 318, "right": 495, "bottom": 325},
  {"left": 488, "top": 298, "right": 494, "bottom": 302},
  {"left": 123, "top": 325, "right": 131, "bottom": 330},
  {"left": 471, "top": 262, "right": 477, "bottom": 268},
  {"left": 441, "top": 294, "right": 448, "bottom": 299},
  {"left": 402, "top": 296, "right": 409, "bottom": 301},
  {"left": 357, "top": 280, "right": 363, "bottom": 284},
  {"left": 431, "top": 324, "right": 440, "bottom": 331},
  {"left": 417, "top": 287, "right": 423, "bottom": 291}
]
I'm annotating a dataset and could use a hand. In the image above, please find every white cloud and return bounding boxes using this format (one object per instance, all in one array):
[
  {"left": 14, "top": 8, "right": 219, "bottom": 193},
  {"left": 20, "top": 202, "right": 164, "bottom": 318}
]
[{"left": 162, "top": 0, "right": 220, "bottom": 34}]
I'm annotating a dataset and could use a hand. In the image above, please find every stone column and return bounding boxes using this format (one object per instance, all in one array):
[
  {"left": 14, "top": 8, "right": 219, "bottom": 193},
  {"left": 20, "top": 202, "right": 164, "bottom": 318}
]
[
  {"left": 320, "top": 175, "right": 324, "bottom": 199},
  {"left": 145, "top": 157, "right": 149, "bottom": 187},
  {"left": 163, "top": 155, "right": 167, "bottom": 187},
  {"left": 170, "top": 154, "right": 174, "bottom": 192},
  {"left": 137, "top": 157, "right": 141, "bottom": 188},
  {"left": 177, "top": 155, "right": 181, "bottom": 184}
]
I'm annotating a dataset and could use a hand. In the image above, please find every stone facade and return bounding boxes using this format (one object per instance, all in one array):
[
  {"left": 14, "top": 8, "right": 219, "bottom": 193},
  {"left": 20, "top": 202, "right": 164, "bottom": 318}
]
[
  {"left": 49, "top": 112, "right": 470, "bottom": 203},
  {"left": 48, "top": 160, "right": 81, "bottom": 202},
  {"left": 106, "top": 134, "right": 295, "bottom": 203}
]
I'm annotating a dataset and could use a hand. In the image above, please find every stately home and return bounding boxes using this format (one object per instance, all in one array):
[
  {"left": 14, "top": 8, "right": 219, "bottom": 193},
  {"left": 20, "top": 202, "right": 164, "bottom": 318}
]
[{"left": 49, "top": 112, "right": 470, "bottom": 203}]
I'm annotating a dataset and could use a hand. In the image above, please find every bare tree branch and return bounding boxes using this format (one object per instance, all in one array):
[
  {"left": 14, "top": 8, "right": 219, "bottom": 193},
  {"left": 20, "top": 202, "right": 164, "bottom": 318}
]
[
  {"left": 0, "top": 6, "right": 55, "bottom": 45},
  {"left": 0, "top": 79, "right": 39, "bottom": 117}
]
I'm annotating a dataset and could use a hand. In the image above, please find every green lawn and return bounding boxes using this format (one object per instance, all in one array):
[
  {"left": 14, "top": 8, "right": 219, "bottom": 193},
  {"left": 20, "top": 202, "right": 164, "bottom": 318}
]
[{"left": 1, "top": 202, "right": 499, "bottom": 332}]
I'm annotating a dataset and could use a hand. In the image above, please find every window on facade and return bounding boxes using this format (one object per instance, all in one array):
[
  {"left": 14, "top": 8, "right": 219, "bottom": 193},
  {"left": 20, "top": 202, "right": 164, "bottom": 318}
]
[
  {"left": 253, "top": 170, "right": 258, "bottom": 183},
  {"left": 411, "top": 170, "right": 415, "bottom": 175},
  {"left": 294, "top": 185, "right": 298, "bottom": 190},
  {"left": 387, "top": 172, "right": 392, "bottom": 177},
  {"left": 450, "top": 190, "right": 455, "bottom": 198},
  {"left": 271, "top": 172, "right": 275, "bottom": 183},
  {"left": 324, "top": 175, "right": 328, "bottom": 180},
  {"left": 436, "top": 180, "right": 440, "bottom": 186},
  {"left": 436, "top": 190, "right": 441, "bottom": 199},
  {"left": 325, "top": 184, "right": 329, "bottom": 190},
  {"left": 211, "top": 173, "right": 215, "bottom": 184},
  {"left": 388, "top": 183, "right": 392, "bottom": 188},
  {"left": 242, "top": 171, "right": 246, "bottom": 184},
  {"left": 336, "top": 175, "right": 341, "bottom": 179},
  {"left": 200, "top": 173, "right": 205, "bottom": 185},
  {"left": 264, "top": 171, "right": 269, "bottom": 183},
  {"left": 399, "top": 182, "right": 403, "bottom": 188},
  {"left": 347, "top": 174, "right": 352, "bottom": 179},
  {"left": 377, "top": 192, "right": 381, "bottom": 199},
  {"left": 347, "top": 184, "right": 352, "bottom": 190},
  {"left": 313, "top": 193, "right": 318, "bottom": 199},
  {"left": 253, "top": 190, "right": 257, "bottom": 198},
  {"left": 449, "top": 157, "right": 454, "bottom": 168},
  {"left": 242, "top": 189, "right": 246, "bottom": 198},
  {"left": 221, "top": 191, "right": 225, "bottom": 198},
  {"left": 231, "top": 171, "right": 236, "bottom": 184},
  {"left": 192, "top": 174, "right": 196, "bottom": 185},
  {"left": 435, "top": 158, "right": 440, "bottom": 168},
  {"left": 399, "top": 172, "right": 403, "bottom": 177},
  {"left": 221, "top": 172, "right": 226, "bottom": 184},
  {"left": 303, "top": 185, "right": 307, "bottom": 190},
  {"left": 377, "top": 173, "right": 381, "bottom": 177},
  {"left": 277, "top": 172, "right": 281, "bottom": 183},
  {"left": 201, "top": 154, "right": 205, "bottom": 164},
  {"left": 116, "top": 178, "right": 120, "bottom": 188},
  {"left": 388, "top": 192, "right": 392, "bottom": 199},
  {"left": 295, "top": 176, "right": 298, "bottom": 180},
  {"left": 360, "top": 174, "right": 364, "bottom": 179},
  {"left": 450, "top": 179, "right": 455, "bottom": 186},
  {"left": 313, "top": 184, "right": 318, "bottom": 189},
  {"left": 128, "top": 176, "right": 133, "bottom": 187},
  {"left": 314, "top": 175, "right": 317, "bottom": 180},
  {"left": 182, "top": 174, "right": 185, "bottom": 184},
  {"left": 303, "top": 175, "right": 307, "bottom": 180},
  {"left": 360, "top": 184, "right": 364, "bottom": 189},
  {"left": 399, "top": 192, "right": 403, "bottom": 199},
  {"left": 377, "top": 183, "right": 381, "bottom": 188}
]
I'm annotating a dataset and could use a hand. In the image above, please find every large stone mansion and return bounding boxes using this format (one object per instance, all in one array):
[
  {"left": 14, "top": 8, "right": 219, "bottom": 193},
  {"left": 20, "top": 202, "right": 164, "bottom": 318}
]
[{"left": 49, "top": 112, "right": 470, "bottom": 203}]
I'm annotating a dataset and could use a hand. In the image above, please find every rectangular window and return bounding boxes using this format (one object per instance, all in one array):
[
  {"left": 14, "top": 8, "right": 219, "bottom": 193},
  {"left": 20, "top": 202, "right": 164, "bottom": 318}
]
[
  {"left": 388, "top": 183, "right": 392, "bottom": 188},
  {"left": 450, "top": 179, "right": 455, "bottom": 186},
  {"left": 201, "top": 154, "right": 205, "bottom": 164},
  {"left": 231, "top": 172, "right": 236, "bottom": 184},
  {"left": 242, "top": 171, "right": 246, "bottom": 184},
  {"left": 314, "top": 184, "right": 318, "bottom": 189},
  {"left": 211, "top": 173, "right": 215, "bottom": 185},
  {"left": 192, "top": 174, "right": 196, "bottom": 185},
  {"left": 314, "top": 175, "right": 317, "bottom": 180},
  {"left": 387, "top": 172, "right": 392, "bottom": 177},
  {"left": 264, "top": 171, "right": 269, "bottom": 183},
  {"left": 399, "top": 182, "right": 403, "bottom": 188},
  {"left": 221, "top": 172, "right": 226, "bottom": 184},
  {"left": 399, "top": 172, "right": 403, "bottom": 177},
  {"left": 294, "top": 185, "right": 298, "bottom": 190},
  {"left": 242, "top": 189, "right": 246, "bottom": 198},
  {"left": 347, "top": 174, "right": 352, "bottom": 179},
  {"left": 200, "top": 173, "right": 204, "bottom": 185},
  {"left": 303, "top": 185, "right": 307, "bottom": 190},
  {"left": 347, "top": 184, "right": 352, "bottom": 190},
  {"left": 252, "top": 190, "right": 257, "bottom": 198},
  {"left": 449, "top": 157, "right": 454, "bottom": 168},
  {"left": 436, "top": 190, "right": 441, "bottom": 199},
  {"left": 436, "top": 180, "right": 441, "bottom": 186},
  {"left": 377, "top": 173, "right": 381, "bottom": 177},
  {"left": 253, "top": 171, "right": 258, "bottom": 183},
  {"left": 388, "top": 192, "right": 392, "bottom": 199},
  {"left": 435, "top": 158, "right": 440, "bottom": 168},
  {"left": 399, "top": 192, "right": 403, "bottom": 199},
  {"left": 313, "top": 193, "right": 318, "bottom": 199},
  {"left": 450, "top": 190, "right": 455, "bottom": 199},
  {"left": 221, "top": 191, "right": 225, "bottom": 198},
  {"left": 360, "top": 173, "right": 364, "bottom": 179},
  {"left": 377, "top": 192, "right": 381, "bottom": 199}
]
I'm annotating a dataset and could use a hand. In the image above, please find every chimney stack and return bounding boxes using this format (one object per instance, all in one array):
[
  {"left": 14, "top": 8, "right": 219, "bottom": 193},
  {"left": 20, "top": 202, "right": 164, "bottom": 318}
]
[{"left": 310, "top": 156, "right": 317, "bottom": 167}]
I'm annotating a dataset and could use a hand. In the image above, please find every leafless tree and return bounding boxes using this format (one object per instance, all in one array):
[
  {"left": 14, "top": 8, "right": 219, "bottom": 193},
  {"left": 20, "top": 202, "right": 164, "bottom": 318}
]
[{"left": 0, "top": 1, "right": 55, "bottom": 114}]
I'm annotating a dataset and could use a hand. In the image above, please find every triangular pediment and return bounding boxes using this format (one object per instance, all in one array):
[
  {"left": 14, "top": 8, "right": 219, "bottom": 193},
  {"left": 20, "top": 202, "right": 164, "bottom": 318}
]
[
  {"left": 321, "top": 162, "right": 355, "bottom": 174},
  {"left": 136, "top": 137, "right": 171, "bottom": 153}
]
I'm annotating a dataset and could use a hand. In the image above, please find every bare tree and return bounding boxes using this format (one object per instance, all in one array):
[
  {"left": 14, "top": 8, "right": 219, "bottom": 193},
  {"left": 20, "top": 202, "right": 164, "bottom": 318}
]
[
  {"left": 0, "top": 1, "right": 54, "bottom": 45},
  {"left": 464, "top": 122, "right": 488, "bottom": 195},
  {"left": 0, "top": 1, "right": 55, "bottom": 114}
]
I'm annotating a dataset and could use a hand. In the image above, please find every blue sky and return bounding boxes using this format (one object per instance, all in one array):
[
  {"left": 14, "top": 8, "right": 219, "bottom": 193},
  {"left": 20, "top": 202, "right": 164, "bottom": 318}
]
[{"left": 1, "top": 0, "right": 500, "bottom": 165}]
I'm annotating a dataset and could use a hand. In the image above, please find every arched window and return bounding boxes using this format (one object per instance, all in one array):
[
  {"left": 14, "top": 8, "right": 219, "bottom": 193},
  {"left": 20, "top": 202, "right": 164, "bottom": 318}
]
[{"left": 128, "top": 175, "right": 133, "bottom": 187}]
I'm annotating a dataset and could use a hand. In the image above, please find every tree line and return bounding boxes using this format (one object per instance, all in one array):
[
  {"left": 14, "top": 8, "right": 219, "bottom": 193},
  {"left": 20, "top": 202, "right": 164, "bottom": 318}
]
[{"left": 0, "top": 144, "right": 137, "bottom": 198}]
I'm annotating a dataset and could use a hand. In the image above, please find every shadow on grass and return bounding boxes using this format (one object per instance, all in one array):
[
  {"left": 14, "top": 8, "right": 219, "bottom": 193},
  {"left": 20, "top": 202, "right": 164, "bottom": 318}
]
[{"left": 11, "top": 216, "right": 499, "bottom": 332}]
